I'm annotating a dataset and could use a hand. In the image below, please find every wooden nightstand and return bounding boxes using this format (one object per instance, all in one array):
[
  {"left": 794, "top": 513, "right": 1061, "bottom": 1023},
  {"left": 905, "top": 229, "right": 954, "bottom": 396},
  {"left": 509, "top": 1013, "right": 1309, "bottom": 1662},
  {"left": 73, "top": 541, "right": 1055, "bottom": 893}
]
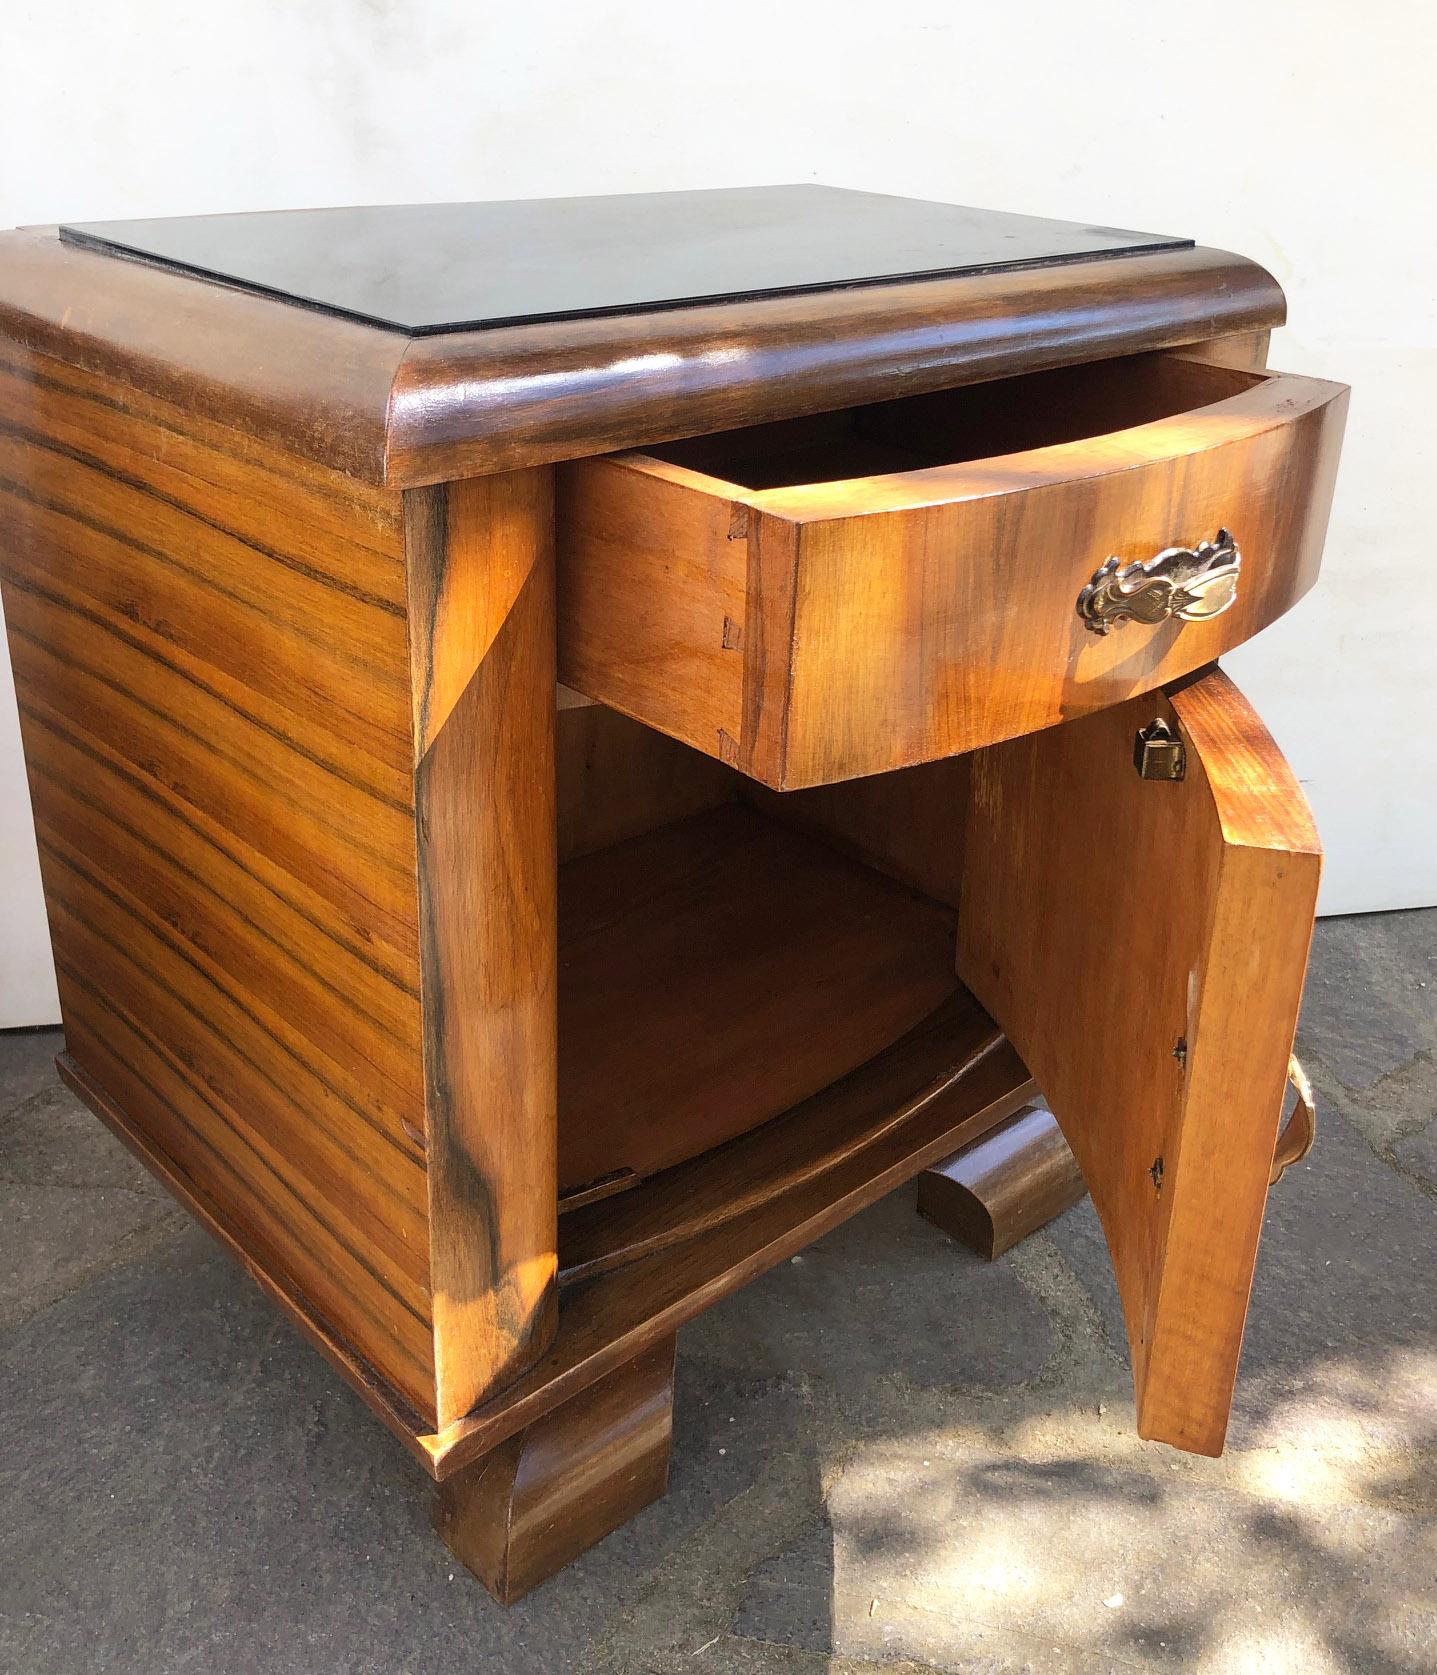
[{"left": 0, "top": 188, "right": 1346, "bottom": 1603}]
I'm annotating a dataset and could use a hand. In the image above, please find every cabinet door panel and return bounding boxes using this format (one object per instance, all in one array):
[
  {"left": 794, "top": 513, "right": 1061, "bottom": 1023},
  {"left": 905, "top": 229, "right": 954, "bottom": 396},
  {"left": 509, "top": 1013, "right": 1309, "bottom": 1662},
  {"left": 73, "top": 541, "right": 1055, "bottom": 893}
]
[{"left": 958, "top": 667, "right": 1320, "bottom": 1455}]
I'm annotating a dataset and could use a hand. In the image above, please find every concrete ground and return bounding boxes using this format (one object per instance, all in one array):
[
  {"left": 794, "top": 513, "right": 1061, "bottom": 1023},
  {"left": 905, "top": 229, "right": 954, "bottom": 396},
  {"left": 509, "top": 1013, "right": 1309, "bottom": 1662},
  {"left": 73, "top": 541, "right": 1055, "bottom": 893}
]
[{"left": 1, "top": 910, "right": 1433, "bottom": 1675}]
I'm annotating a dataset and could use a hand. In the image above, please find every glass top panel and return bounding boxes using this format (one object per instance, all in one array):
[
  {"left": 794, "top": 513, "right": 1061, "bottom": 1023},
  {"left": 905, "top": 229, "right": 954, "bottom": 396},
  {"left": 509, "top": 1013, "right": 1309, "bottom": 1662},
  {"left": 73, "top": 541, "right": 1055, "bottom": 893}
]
[{"left": 60, "top": 186, "right": 1189, "bottom": 337}]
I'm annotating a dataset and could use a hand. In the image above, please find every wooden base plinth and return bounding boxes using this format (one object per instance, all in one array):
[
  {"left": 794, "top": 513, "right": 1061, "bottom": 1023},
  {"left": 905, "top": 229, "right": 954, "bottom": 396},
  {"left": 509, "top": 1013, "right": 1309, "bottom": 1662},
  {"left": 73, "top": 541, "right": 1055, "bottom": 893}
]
[
  {"left": 434, "top": 1336, "right": 677, "bottom": 1604},
  {"left": 917, "top": 1104, "right": 1086, "bottom": 1260}
]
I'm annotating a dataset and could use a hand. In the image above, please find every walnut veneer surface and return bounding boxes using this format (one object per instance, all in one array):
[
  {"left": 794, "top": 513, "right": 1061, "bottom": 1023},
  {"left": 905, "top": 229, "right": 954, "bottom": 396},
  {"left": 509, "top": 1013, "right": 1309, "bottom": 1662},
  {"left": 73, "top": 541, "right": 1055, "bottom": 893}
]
[
  {"left": 0, "top": 192, "right": 1345, "bottom": 1604},
  {"left": 558, "top": 355, "right": 1345, "bottom": 787},
  {"left": 0, "top": 225, "right": 1283, "bottom": 485}
]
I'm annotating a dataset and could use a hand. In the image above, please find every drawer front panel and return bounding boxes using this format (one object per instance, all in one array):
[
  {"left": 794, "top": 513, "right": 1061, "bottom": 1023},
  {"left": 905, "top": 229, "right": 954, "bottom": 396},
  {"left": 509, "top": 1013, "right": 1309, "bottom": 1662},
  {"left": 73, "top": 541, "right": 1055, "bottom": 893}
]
[
  {"left": 557, "top": 358, "right": 1347, "bottom": 790},
  {"left": 769, "top": 369, "right": 1346, "bottom": 786}
]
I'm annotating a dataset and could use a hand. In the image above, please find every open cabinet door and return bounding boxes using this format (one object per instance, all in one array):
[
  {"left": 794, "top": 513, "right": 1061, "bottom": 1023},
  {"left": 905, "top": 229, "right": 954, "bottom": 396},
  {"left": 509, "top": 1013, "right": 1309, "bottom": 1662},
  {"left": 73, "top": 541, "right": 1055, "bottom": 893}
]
[{"left": 958, "top": 667, "right": 1320, "bottom": 1455}]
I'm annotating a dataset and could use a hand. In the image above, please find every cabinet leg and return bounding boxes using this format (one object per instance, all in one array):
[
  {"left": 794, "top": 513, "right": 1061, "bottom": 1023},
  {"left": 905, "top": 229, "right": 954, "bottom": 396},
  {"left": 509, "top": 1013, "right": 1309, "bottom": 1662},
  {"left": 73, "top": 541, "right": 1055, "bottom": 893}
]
[
  {"left": 433, "top": 1335, "right": 677, "bottom": 1604},
  {"left": 917, "top": 1104, "right": 1086, "bottom": 1259}
]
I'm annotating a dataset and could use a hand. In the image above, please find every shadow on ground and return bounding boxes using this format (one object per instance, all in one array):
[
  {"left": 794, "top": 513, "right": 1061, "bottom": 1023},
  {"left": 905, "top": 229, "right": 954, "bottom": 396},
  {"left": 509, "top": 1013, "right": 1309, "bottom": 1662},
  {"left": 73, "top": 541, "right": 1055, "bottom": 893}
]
[{"left": 1, "top": 910, "right": 1433, "bottom": 1674}]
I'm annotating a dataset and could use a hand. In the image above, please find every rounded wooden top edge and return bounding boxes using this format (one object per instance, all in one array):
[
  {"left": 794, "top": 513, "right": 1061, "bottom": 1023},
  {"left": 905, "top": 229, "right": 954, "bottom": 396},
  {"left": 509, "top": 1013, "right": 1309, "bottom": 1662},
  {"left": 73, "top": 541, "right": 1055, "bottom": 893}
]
[
  {"left": 0, "top": 226, "right": 406, "bottom": 485},
  {"left": 0, "top": 228, "right": 1285, "bottom": 490},
  {"left": 388, "top": 244, "right": 1286, "bottom": 487}
]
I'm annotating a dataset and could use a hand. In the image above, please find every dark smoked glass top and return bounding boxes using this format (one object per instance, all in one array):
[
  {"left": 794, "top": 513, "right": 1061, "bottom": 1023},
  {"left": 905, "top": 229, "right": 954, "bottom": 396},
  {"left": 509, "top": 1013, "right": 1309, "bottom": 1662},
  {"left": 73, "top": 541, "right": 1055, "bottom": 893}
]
[{"left": 59, "top": 187, "right": 1189, "bottom": 337}]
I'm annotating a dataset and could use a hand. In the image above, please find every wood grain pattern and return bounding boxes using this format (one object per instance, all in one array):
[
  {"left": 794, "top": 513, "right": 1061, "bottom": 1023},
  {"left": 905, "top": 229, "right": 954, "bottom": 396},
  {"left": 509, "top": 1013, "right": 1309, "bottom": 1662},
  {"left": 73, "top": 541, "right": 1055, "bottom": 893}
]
[
  {"left": 556, "top": 459, "right": 748, "bottom": 761},
  {"left": 0, "top": 342, "right": 435, "bottom": 1415},
  {"left": 558, "top": 989, "right": 1006, "bottom": 1283},
  {"left": 741, "top": 756, "right": 969, "bottom": 910},
  {"left": 556, "top": 690, "right": 736, "bottom": 865},
  {"left": 406, "top": 473, "right": 551, "bottom": 756},
  {"left": 435, "top": 1335, "right": 676, "bottom": 1604},
  {"left": 559, "top": 355, "right": 1349, "bottom": 788},
  {"left": 2, "top": 354, "right": 567, "bottom": 1434},
  {"left": 556, "top": 802, "right": 959, "bottom": 1193},
  {"left": 407, "top": 469, "right": 560, "bottom": 1427},
  {"left": 0, "top": 227, "right": 405, "bottom": 480},
  {"left": 427, "top": 1032, "right": 1034, "bottom": 1477},
  {"left": 388, "top": 248, "right": 1286, "bottom": 486},
  {"left": 0, "top": 228, "right": 1285, "bottom": 488},
  {"left": 957, "top": 667, "right": 1321, "bottom": 1454},
  {"left": 917, "top": 1104, "right": 1087, "bottom": 1261}
]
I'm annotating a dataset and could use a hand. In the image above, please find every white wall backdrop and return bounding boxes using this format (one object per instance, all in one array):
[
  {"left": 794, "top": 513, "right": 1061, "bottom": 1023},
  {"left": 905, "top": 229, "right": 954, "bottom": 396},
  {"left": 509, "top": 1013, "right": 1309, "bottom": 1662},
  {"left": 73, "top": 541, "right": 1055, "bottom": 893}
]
[{"left": 2, "top": 0, "right": 1433, "bottom": 1023}]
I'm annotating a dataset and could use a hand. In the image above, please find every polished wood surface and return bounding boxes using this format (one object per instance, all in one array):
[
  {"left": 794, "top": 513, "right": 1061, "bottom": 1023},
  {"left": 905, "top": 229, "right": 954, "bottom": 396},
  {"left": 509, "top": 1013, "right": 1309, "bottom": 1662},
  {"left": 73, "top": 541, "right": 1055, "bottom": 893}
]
[
  {"left": 957, "top": 668, "right": 1321, "bottom": 1455},
  {"left": 559, "top": 989, "right": 1007, "bottom": 1284},
  {"left": 435, "top": 1335, "right": 677, "bottom": 1604},
  {"left": 394, "top": 249, "right": 1285, "bottom": 486},
  {"left": 429, "top": 1033, "right": 1034, "bottom": 1477},
  {"left": 0, "top": 227, "right": 406, "bottom": 480},
  {"left": 0, "top": 342, "right": 435, "bottom": 1417},
  {"left": 556, "top": 700, "right": 735, "bottom": 864},
  {"left": 557, "top": 802, "right": 959, "bottom": 1192},
  {"left": 0, "top": 228, "right": 1285, "bottom": 487},
  {"left": 918, "top": 1105, "right": 1087, "bottom": 1261},
  {"left": 559, "top": 355, "right": 1348, "bottom": 788},
  {"left": 557, "top": 453, "right": 748, "bottom": 762},
  {"left": 406, "top": 470, "right": 560, "bottom": 1426},
  {"left": 742, "top": 755, "right": 969, "bottom": 911},
  {"left": 0, "top": 341, "right": 565, "bottom": 1431},
  {"left": 0, "top": 199, "right": 1343, "bottom": 1594}
]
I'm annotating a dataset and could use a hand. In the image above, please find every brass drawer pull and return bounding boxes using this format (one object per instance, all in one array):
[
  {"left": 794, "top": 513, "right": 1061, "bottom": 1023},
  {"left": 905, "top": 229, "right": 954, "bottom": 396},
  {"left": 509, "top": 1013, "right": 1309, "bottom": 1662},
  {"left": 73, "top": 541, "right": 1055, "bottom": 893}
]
[
  {"left": 1076, "top": 529, "right": 1241, "bottom": 635},
  {"left": 1269, "top": 1054, "right": 1316, "bottom": 1185}
]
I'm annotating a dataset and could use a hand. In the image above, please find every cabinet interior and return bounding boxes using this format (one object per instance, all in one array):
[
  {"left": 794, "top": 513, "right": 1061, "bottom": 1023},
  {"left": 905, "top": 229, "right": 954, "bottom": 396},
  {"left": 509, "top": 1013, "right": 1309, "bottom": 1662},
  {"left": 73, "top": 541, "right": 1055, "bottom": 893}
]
[{"left": 555, "top": 699, "right": 981, "bottom": 1268}]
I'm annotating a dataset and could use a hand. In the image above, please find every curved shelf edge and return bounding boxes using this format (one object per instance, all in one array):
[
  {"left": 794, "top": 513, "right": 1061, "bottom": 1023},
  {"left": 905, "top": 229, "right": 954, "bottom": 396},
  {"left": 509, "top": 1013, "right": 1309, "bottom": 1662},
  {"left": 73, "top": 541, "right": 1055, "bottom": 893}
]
[
  {"left": 558, "top": 990, "right": 1008, "bottom": 1284},
  {"left": 425, "top": 998, "right": 1034, "bottom": 1478}
]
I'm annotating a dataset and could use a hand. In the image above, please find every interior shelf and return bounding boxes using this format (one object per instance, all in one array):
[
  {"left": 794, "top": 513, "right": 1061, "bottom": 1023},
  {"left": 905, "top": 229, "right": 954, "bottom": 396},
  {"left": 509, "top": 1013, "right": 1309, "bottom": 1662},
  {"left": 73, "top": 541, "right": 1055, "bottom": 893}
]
[
  {"left": 444, "top": 956, "right": 1034, "bottom": 1476},
  {"left": 442, "top": 783, "right": 1035, "bottom": 1487},
  {"left": 557, "top": 799, "right": 961, "bottom": 1197}
]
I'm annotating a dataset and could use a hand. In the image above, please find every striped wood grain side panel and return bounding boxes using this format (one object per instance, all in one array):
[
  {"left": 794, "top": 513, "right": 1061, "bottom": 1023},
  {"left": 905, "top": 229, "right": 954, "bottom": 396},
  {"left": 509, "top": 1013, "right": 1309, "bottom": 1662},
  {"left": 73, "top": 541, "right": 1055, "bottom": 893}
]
[{"left": 0, "top": 344, "right": 437, "bottom": 1419}]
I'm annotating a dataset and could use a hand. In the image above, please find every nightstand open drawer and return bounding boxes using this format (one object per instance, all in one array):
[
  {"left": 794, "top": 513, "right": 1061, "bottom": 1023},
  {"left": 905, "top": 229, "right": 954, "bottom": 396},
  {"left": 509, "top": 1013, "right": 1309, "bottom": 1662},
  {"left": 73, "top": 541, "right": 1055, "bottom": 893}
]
[{"left": 557, "top": 354, "right": 1347, "bottom": 789}]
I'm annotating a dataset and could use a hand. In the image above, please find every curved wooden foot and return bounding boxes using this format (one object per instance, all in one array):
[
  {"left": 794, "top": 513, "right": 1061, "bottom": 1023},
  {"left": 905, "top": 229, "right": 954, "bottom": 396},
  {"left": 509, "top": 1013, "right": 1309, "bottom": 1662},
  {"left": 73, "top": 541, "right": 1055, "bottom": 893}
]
[
  {"left": 918, "top": 1104, "right": 1086, "bottom": 1259},
  {"left": 434, "top": 1335, "right": 676, "bottom": 1604}
]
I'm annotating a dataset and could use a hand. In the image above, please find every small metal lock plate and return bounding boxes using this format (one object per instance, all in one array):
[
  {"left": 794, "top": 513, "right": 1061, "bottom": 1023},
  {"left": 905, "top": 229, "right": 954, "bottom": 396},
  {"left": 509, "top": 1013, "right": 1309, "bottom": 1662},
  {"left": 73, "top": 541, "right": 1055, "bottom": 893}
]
[{"left": 1134, "top": 718, "right": 1186, "bottom": 780}]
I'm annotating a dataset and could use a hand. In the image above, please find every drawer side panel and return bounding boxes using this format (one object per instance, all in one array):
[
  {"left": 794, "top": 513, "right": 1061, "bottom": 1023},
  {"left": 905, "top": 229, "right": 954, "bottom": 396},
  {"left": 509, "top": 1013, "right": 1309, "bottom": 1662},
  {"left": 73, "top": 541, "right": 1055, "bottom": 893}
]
[{"left": 556, "top": 457, "right": 746, "bottom": 762}]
